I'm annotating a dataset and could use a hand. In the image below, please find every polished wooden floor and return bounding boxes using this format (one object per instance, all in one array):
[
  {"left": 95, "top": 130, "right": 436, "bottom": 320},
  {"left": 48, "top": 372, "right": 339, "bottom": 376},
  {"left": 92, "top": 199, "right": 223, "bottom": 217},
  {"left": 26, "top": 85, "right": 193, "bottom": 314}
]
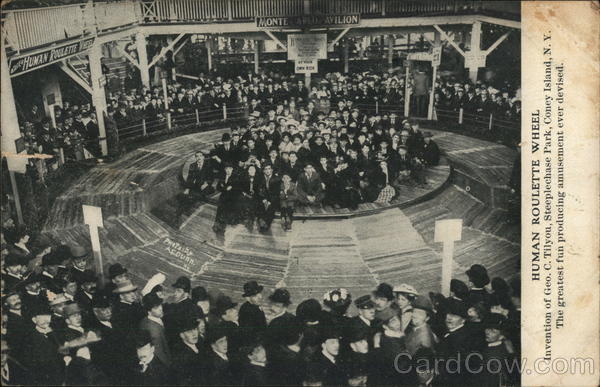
[{"left": 42, "top": 128, "right": 519, "bottom": 305}]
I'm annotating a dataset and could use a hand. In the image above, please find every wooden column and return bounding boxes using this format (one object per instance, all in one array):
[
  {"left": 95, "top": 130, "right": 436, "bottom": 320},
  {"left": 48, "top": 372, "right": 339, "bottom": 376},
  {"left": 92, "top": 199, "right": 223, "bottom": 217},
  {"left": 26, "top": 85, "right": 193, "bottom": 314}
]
[
  {"left": 254, "top": 40, "right": 260, "bottom": 74},
  {"left": 88, "top": 43, "right": 108, "bottom": 156},
  {"left": 468, "top": 21, "right": 482, "bottom": 83},
  {"left": 136, "top": 31, "right": 150, "bottom": 88},
  {"left": 1, "top": 46, "right": 25, "bottom": 224}
]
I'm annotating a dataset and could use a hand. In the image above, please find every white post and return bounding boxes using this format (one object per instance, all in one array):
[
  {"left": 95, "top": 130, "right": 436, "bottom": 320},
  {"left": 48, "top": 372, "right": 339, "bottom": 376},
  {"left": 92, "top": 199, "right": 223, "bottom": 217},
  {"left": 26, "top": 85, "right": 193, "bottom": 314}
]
[
  {"left": 254, "top": 40, "right": 260, "bottom": 74},
  {"left": 441, "top": 241, "right": 454, "bottom": 296},
  {"left": 206, "top": 36, "right": 213, "bottom": 71},
  {"left": 83, "top": 205, "right": 105, "bottom": 287},
  {"left": 403, "top": 63, "right": 410, "bottom": 117},
  {"left": 489, "top": 113, "right": 493, "bottom": 130},
  {"left": 343, "top": 39, "right": 349, "bottom": 74},
  {"left": 142, "top": 118, "right": 147, "bottom": 136},
  {"left": 434, "top": 219, "right": 463, "bottom": 296},
  {"left": 222, "top": 104, "right": 227, "bottom": 120},
  {"left": 387, "top": 35, "right": 394, "bottom": 69},
  {"left": 428, "top": 31, "right": 441, "bottom": 120},
  {"left": 459, "top": 107, "right": 464, "bottom": 124},
  {"left": 136, "top": 31, "right": 150, "bottom": 88},
  {"left": 195, "top": 108, "right": 200, "bottom": 124},
  {"left": 89, "top": 43, "right": 108, "bottom": 156}
]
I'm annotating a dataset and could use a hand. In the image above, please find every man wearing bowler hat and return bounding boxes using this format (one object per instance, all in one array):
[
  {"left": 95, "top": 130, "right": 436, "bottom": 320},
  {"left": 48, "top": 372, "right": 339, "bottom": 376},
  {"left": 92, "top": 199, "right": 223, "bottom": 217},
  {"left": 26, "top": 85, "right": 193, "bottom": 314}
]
[
  {"left": 206, "top": 324, "right": 236, "bottom": 385},
  {"left": 40, "top": 251, "right": 63, "bottom": 294},
  {"left": 437, "top": 298, "right": 476, "bottom": 385},
  {"left": 164, "top": 276, "right": 195, "bottom": 343},
  {"left": 23, "top": 303, "right": 65, "bottom": 386},
  {"left": 239, "top": 281, "right": 267, "bottom": 340},
  {"left": 341, "top": 324, "right": 372, "bottom": 385},
  {"left": 307, "top": 326, "right": 346, "bottom": 386},
  {"left": 88, "top": 294, "right": 124, "bottom": 384},
  {"left": 265, "top": 288, "right": 296, "bottom": 350},
  {"left": 466, "top": 264, "right": 492, "bottom": 306},
  {"left": 171, "top": 317, "right": 208, "bottom": 385},
  {"left": 69, "top": 245, "right": 90, "bottom": 285},
  {"left": 103, "top": 263, "right": 129, "bottom": 301},
  {"left": 75, "top": 269, "right": 98, "bottom": 325}
]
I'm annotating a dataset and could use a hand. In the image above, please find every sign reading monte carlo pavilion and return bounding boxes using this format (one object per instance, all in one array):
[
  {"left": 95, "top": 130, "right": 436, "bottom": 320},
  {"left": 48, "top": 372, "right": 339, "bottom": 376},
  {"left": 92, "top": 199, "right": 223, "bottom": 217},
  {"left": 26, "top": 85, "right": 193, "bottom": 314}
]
[{"left": 256, "top": 14, "right": 360, "bottom": 28}]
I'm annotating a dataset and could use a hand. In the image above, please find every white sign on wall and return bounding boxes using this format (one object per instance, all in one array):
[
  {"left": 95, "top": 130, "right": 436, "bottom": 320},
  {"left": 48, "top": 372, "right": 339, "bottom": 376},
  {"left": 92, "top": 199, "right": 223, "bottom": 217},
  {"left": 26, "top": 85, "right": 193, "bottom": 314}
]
[
  {"left": 287, "top": 34, "right": 327, "bottom": 60},
  {"left": 464, "top": 52, "right": 487, "bottom": 68},
  {"left": 295, "top": 59, "right": 318, "bottom": 74}
]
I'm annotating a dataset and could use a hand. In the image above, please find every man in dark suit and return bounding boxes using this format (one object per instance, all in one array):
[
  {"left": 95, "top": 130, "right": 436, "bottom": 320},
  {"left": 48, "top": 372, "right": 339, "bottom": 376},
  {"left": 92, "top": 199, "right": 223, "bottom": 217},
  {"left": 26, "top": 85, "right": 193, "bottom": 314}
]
[
  {"left": 164, "top": 276, "right": 196, "bottom": 345},
  {"left": 307, "top": 327, "right": 346, "bottom": 386},
  {"left": 69, "top": 245, "right": 90, "bottom": 286},
  {"left": 347, "top": 295, "right": 378, "bottom": 351},
  {"left": 465, "top": 264, "right": 493, "bottom": 306},
  {"left": 257, "top": 165, "right": 280, "bottom": 232},
  {"left": 437, "top": 299, "right": 477, "bottom": 386},
  {"left": 267, "top": 317, "right": 304, "bottom": 385},
  {"left": 3, "top": 292, "right": 31, "bottom": 366},
  {"left": 238, "top": 281, "right": 267, "bottom": 342},
  {"left": 240, "top": 341, "right": 269, "bottom": 385},
  {"left": 111, "top": 280, "right": 145, "bottom": 377},
  {"left": 420, "top": 132, "right": 441, "bottom": 166},
  {"left": 184, "top": 151, "right": 215, "bottom": 203},
  {"left": 171, "top": 317, "right": 207, "bottom": 385},
  {"left": 74, "top": 270, "right": 97, "bottom": 326},
  {"left": 265, "top": 288, "right": 297, "bottom": 350},
  {"left": 132, "top": 330, "right": 171, "bottom": 385},
  {"left": 296, "top": 162, "right": 325, "bottom": 206},
  {"left": 206, "top": 324, "right": 236, "bottom": 385},
  {"left": 88, "top": 295, "right": 126, "bottom": 385},
  {"left": 40, "top": 251, "right": 63, "bottom": 294},
  {"left": 23, "top": 303, "right": 65, "bottom": 386}
]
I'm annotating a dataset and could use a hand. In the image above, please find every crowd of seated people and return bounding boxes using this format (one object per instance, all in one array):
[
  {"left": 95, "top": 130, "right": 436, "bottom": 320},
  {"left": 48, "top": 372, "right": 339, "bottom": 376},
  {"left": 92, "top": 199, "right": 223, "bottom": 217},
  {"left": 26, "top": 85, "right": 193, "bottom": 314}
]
[
  {"left": 180, "top": 111, "right": 441, "bottom": 234},
  {"left": 1, "top": 231, "right": 521, "bottom": 386}
]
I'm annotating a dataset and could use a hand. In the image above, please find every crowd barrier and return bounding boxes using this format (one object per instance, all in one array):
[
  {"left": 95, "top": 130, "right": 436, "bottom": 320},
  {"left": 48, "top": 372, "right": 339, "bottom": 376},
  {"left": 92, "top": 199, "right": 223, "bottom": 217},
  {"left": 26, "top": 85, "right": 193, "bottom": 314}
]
[{"left": 114, "top": 103, "right": 247, "bottom": 143}]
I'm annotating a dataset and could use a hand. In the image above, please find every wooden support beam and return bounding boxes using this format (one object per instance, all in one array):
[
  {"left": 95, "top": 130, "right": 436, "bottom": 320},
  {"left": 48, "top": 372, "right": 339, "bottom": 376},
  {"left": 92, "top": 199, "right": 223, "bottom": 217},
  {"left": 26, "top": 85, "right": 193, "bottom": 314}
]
[
  {"left": 173, "top": 36, "right": 190, "bottom": 57},
  {"left": 149, "top": 33, "right": 186, "bottom": 68},
  {"left": 329, "top": 27, "right": 351, "bottom": 50},
  {"left": 485, "top": 31, "right": 511, "bottom": 54},
  {"left": 433, "top": 24, "right": 465, "bottom": 57},
  {"left": 114, "top": 43, "right": 141, "bottom": 70},
  {"left": 264, "top": 30, "right": 287, "bottom": 51},
  {"left": 58, "top": 62, "right": 93, "bottom": 95}
]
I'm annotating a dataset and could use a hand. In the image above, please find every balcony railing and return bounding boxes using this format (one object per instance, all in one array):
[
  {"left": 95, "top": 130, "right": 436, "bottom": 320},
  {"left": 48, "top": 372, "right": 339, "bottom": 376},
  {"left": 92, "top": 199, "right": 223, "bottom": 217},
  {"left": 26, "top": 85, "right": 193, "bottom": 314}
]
[
  {"left": 2, "top": 1, "right": 139, "bottom": 53},
  {"left": 2, "top": 0, "right": 519, "bottom": 53}
]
